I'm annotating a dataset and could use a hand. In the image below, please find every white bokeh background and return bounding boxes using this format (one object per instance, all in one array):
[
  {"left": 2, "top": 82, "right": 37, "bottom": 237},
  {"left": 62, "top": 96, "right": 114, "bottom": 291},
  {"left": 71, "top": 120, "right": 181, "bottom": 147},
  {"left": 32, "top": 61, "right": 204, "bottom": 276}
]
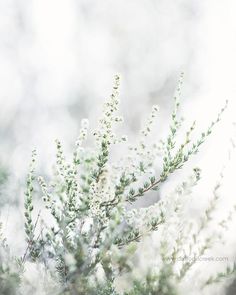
[{"left": 0, "top": 1, "right": 236, "bottom": 294}]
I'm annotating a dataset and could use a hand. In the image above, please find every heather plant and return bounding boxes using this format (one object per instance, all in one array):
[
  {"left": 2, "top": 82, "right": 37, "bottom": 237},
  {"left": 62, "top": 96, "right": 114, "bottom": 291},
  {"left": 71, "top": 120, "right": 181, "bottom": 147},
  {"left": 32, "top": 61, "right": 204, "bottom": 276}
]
[{"left": 0, "top": 75, "right": 235, "bottom": 295}]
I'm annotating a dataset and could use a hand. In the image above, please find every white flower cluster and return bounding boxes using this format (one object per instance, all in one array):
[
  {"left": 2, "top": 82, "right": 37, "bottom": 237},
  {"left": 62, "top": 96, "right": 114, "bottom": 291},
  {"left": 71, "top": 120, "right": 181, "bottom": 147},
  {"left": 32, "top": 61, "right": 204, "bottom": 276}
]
[
  {"left": 74, "top": 118, "right": 90, "bottom": 164},
  {"left": 93, "top": 74, "right": 121, "bottom": 145},
  {"left": 76, "top": 118, "right": 89, "bottom": 147},
  {"left": 89, "top": 167, "right": 114, "bottom": 223}
]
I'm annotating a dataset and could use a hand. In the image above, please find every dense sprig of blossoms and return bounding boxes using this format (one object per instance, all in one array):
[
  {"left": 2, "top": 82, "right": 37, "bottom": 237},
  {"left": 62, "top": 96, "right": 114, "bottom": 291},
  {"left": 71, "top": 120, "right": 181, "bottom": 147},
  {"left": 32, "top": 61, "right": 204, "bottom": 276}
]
[
  {"left": 93, "top": 74, "right": 123, "bottom": 145},
  {"left": 74, "top": 118, "right": 89, "bottom": 164},
  {"left": 0, "top": 75, "right": 234, "bottom": 295}
]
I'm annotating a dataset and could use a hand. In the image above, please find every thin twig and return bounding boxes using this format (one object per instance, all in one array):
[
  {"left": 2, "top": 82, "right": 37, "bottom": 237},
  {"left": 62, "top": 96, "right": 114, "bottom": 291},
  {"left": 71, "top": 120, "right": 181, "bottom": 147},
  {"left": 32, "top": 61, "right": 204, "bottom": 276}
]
[{"left": 22, "top": 210, "right": 41, "bottom": 264}]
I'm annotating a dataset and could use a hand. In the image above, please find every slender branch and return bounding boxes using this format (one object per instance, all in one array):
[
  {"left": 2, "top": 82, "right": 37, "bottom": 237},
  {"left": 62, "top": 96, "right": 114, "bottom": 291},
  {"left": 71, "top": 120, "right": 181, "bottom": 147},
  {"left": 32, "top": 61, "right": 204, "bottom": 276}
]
[
  {"left": 22, "top": 211, "right": 41, "bottom": 264},
  {"left": 126, "top": 178, "right": 162, "bottom": 202}
]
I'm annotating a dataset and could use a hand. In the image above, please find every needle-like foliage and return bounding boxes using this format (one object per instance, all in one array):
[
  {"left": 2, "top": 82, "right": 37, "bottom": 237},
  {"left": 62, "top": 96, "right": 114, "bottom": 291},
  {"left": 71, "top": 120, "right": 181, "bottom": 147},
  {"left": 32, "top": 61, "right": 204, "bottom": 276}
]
[{"left": 0, "top": 75, "right": 235, "bottom": 295}]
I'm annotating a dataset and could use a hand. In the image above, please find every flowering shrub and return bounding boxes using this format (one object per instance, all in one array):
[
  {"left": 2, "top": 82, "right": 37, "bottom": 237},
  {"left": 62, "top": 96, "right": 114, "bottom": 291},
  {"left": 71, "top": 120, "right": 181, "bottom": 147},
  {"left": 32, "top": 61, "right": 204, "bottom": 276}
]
[{"left": 0, "top": 75, "right": 235, "bottom": 295}]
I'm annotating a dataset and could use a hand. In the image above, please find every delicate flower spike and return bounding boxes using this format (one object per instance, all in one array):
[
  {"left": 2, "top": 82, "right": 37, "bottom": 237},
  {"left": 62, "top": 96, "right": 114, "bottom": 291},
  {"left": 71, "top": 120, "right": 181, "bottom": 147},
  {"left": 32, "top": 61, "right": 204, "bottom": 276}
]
[
  {"left": 73, "top": 118, "right": 90, "bottom": 165},
  {"left": 76, "top": 118, "right": 89, "bottom": 147},
  {"left": 141, "top": 104, "right": 160, "bottom": 137}
]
